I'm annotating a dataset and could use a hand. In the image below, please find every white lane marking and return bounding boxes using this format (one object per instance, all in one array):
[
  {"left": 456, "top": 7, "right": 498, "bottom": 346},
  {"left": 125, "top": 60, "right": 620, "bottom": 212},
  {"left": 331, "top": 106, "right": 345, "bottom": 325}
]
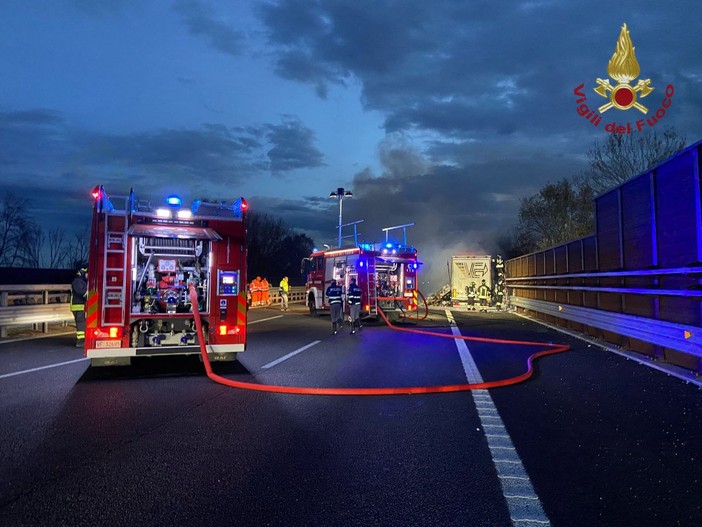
[
  {"left": 444, "top": 309, "right": 551, "bottom": 527},
  {"left": 248, "top": 315, "right": 284, "bottom": 325},
  {"left": 261, "top": 340, "right": 321, "bottom": 369},
  {"left": 0, "top": 358, "right": 88, "bottom": 379}
]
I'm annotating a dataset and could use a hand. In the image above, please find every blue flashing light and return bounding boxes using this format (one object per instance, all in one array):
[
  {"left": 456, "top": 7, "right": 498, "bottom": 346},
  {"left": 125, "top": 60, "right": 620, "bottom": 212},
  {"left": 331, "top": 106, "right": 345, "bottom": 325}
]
[
  {"left": 385, "top": 243, "right": 393, "bottom": 249},
  {"left": 166, "top": 194, "right": 182, "bottom": 207}
]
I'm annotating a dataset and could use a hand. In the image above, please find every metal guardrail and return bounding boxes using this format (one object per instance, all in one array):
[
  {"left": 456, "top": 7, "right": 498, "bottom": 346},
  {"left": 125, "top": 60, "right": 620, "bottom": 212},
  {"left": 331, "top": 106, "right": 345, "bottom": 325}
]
[
  {"left": 509, "top": 296, "right": 701, "bottom": 359},
  {"left": 249, "top": 286, "right": 308, "bottom": 306},
  {"left": 0, "top": 284, "right": 73, "bottom": 338},
  {"left": 0, "top": 284, "right": 310, "bottom": 338}
]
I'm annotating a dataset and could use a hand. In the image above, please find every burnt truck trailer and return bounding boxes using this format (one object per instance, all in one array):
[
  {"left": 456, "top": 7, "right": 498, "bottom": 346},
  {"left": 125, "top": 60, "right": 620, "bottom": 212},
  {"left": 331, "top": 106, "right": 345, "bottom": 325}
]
[{"left": 85, "top": 186, "right": 248, "bottom": 366}]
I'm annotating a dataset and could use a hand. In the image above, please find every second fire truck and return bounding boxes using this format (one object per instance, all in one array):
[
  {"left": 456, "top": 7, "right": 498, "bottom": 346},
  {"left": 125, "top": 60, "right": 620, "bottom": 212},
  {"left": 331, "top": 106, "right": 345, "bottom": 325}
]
[{"left": 302, "top": 240, "right": 421, "bottom": 322}]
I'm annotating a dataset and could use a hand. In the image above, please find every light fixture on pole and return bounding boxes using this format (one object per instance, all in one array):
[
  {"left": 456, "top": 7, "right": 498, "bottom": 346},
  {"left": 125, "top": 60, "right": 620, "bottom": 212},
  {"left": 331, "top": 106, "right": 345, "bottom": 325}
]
[{"left": 329, "top": 187, "right": 353, "bottom": 248}]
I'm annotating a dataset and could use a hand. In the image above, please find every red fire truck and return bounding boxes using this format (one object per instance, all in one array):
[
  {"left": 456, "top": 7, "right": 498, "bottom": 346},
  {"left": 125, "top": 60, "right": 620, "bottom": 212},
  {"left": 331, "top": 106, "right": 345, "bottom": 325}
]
[
  {"left": 85, "top": 186, "right": 248, "bottom": 366},
  {"left": 302, "top": 241, "right": 420, "bottom": 322}
]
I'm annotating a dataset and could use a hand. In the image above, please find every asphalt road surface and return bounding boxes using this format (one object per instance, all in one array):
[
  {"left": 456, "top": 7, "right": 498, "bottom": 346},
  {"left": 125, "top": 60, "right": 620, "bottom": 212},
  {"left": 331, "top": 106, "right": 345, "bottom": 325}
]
[{"left": 1, "top": 304, "right": 700, "bottom": 527}]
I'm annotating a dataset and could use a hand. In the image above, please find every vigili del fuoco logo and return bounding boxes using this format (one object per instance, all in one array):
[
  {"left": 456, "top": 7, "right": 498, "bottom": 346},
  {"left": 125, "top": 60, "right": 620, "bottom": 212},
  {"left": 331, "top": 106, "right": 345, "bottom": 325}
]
[{"left": 573, "top": 23, "right": 674, "bottom": 134}]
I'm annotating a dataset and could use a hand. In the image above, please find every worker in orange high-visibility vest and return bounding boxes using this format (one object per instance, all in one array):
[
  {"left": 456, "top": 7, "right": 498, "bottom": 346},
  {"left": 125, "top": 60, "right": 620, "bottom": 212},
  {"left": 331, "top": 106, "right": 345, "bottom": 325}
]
[
  {"left": 253, "top": 276, "right": 263, "bottom": 306},
  {"left": 261, "top": 277, "right": 270, "bottom": 306}
]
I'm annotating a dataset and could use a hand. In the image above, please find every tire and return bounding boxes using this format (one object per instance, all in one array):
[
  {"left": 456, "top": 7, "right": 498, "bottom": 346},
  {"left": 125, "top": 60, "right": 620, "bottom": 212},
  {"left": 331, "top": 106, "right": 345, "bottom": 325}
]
[{"left": 308, "top": 293, "right": 317, "bottom": 316}]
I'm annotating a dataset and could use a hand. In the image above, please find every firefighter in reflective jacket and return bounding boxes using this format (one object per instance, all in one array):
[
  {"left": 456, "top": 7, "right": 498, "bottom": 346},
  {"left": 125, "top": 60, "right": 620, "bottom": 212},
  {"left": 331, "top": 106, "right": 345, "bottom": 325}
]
[
  {"left": 477, "top": 279, "right": 490, "bottom": 312},
  {"left": 70, "top": 267, "right": 88, "bottom": 347},
  {"left": 466, "top": 282, "right": 477, "bottom": 311},
  {"left": 347, "top": 277, "right": 362, "bottom": 334},
  {"left": 326, "top": 279, "right": 344, "bottom": 334}
]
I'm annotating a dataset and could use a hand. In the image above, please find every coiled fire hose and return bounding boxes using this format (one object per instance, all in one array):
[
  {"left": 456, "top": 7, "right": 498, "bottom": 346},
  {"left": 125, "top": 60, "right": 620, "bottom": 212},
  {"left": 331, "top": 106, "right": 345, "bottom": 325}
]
[{"left": 189, "top": 287, "right": 569, "bottom": 395}]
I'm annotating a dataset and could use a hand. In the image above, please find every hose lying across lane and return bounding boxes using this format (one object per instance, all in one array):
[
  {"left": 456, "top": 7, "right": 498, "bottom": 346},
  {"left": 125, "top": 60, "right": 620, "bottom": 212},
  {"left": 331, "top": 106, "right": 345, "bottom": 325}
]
[{"left": 189, "top": 287, "right": 570, "bottom": 395}]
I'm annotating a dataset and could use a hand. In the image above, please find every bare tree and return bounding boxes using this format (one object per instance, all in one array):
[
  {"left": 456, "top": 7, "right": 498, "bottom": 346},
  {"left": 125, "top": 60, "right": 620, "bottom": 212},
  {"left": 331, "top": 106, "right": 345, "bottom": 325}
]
[
  {"left": 585, "top": 127, "right": 686, "bottom": 195},
  {"left": 63, "top": 228, "right": 90, "bottom": 270},
  {"left": 48, "top": 228, "right": 67, "bottom": 268},
  {"left": 0, "top": 193, "right": 37, "bottom": 267},
  {"left": 18, "top": 223, "right": 44, "bottom": 268}
]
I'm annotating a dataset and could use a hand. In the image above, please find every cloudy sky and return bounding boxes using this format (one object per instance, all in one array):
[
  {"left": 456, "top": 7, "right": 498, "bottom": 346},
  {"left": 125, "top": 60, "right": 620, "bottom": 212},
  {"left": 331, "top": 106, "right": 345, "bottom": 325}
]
[{"left": 2, "top": 0, "right": 701, "bottom": 290}]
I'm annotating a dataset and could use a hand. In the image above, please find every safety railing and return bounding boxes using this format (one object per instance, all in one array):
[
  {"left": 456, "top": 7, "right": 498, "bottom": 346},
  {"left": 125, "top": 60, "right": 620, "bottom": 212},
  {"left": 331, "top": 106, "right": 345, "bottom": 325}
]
[
  {"left": 0, "top": 284, "right": 310, "bottom": 338},
  {"left": 506, "top": 253, "right": 702, "bottom": 374},
  {"left": 0, "top": 284, "right": 73, "bottom": 338},
  {"left": 248, "top": 286, "right": 307, "bottom": 307}
]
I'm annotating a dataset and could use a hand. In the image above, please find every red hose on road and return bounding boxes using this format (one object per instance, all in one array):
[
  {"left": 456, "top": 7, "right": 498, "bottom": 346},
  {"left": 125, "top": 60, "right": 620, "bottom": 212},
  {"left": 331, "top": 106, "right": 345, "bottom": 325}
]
[{"left": 190, "top": 287, "right": 569, "bottom": 395}]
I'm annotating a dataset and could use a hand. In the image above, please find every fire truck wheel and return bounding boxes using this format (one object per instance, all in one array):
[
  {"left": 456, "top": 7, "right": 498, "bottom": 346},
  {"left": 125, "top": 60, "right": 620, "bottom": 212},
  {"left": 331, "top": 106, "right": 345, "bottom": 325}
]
[{"left": 308, "top": 294, "right": 317, "bottom": 316}]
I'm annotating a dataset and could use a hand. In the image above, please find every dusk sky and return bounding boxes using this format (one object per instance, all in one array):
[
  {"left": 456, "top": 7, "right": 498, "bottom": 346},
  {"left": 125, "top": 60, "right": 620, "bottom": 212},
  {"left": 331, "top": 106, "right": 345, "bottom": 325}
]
[{"left": 3, "top": 0, "right": 702, "bottom": 290}]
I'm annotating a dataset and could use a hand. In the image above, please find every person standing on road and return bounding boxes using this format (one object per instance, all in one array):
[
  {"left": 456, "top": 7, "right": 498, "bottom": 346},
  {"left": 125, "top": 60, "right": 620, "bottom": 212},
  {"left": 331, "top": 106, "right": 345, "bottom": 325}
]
[
  {"left": 347, "top": 277, "right": 362, "bottom": 334},
  {"left": 279, "top": 276, "right": 289, "bottom": 311},
  {"left": 326, "top": 279, "right": 344, "bottom": 334},
  {"left": 261, "top": 277, "right": 270, "bottom": 306},
  {"left": 477, "top": 279, "right": 490, "bottom": 312},
  {"left": 70, "top": 267, "right": 88, "bottom": 347}
]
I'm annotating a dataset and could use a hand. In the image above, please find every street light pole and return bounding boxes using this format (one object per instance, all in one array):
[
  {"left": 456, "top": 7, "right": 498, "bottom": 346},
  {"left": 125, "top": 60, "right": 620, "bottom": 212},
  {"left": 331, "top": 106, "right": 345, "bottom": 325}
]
[{"left": 329, "top": 187, "right": 353, "bottom": 248}]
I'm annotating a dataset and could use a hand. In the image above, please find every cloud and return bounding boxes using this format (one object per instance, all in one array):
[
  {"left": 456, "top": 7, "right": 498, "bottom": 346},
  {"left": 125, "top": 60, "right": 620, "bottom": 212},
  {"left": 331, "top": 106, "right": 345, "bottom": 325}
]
[
  {"left": 0, "top": 109, "right": 326, "bottom": 234},
  {"left": 264, "top": 115, "right": 325, "bottom": 172},
  {"left": 257, "top": 0, "right": 702, "bottom": 142},
  {"left": 173, "top": 0, "right": 245, "bottom": 56}
]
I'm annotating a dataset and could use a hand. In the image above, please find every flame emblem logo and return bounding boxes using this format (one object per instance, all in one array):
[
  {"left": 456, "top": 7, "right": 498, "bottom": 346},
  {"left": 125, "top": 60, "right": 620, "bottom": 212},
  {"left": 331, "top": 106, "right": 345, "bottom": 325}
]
[{"left": 594, "top": 23, "right": 653, "bottom": 114}]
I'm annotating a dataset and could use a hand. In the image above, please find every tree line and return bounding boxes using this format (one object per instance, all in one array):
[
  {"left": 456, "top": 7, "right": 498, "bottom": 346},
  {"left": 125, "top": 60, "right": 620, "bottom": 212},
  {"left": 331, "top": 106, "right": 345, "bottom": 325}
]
[
  {"left": 508, "top": 127, "right": 686, "bottom": 257},
  {"left": 0, "top": 194, "right": 89, "bottom": 269}
]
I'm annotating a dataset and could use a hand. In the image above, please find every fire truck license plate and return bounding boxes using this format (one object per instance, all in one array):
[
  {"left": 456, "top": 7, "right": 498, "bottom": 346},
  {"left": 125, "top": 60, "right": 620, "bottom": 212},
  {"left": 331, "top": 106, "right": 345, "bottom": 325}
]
[{"left": 95, "top": 340, "right": 121, "bottom": 349}]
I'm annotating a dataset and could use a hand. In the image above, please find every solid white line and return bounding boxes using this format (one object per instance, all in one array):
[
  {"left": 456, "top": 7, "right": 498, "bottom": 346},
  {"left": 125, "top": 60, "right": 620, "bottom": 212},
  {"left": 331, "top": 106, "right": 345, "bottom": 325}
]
[
  {"left": 248, "top": 315, "right": 284, "bottom": 325},
  {"left": 261, "top": 340, "right": 321, "bottom": 369},
  {"left": 0, "top": 358, "right": 88, "bottom": 379}
]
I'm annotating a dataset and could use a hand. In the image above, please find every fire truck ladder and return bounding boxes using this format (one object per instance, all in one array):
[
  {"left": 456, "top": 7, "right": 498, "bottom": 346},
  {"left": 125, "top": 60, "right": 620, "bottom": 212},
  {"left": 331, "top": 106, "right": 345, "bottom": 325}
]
[
  {"left": 101, "top": 197, "right": 129, "bottom": 326},
  {"left": 366, "top": 258, "right": 378, "bottom": 317}
]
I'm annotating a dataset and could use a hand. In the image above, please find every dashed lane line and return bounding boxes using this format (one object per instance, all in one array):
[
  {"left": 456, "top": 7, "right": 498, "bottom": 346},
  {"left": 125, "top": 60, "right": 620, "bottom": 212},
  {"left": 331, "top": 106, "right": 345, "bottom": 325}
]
[
  {"left": 261, "top": 340, "right": 322, "bottom": 369},
  {"left": 248, "top": 315, "right": 284, "bottom": 325},
  {"left": 445, "top": 309, "right": 551, "bottom": 527}
]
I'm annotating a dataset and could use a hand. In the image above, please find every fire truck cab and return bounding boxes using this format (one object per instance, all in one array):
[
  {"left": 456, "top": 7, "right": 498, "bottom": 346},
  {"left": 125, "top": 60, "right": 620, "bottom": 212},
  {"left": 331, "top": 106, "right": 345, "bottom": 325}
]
[
  {"left": 302, "top": 242, "right": 420, "bottom": 322},
  {"left": 85, "top": 186, "right": 248, "bottom": 366}
]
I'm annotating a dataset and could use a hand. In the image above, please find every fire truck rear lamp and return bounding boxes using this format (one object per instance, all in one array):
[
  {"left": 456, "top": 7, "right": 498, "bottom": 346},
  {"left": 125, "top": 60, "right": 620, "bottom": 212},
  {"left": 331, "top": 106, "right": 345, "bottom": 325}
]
[
  {"left": 219, "top": 325, "right": 227, "bottom": 335},
  {"left": 365, "top": 304, "right": 370, "bottom": 311},
  {"left": 241, "top": 199, "right": 248, "bottom": 211},
  {"left": 109, "top": 327, "right": 121, "bottom": 338},
  {"left": 91, "top": 186, "right": 101, "bottom": 200}
]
